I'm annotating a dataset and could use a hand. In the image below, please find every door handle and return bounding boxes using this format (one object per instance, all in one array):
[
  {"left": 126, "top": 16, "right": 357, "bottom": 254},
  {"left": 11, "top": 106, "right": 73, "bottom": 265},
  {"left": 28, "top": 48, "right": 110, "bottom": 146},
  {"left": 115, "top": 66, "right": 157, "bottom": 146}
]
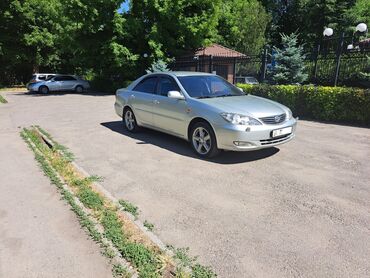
[
  {"left": 130, "top": 94, "right": 135, "bottom": 99},
  {"left": 153, "top": 100, "right": 160, "bottom": 104}
]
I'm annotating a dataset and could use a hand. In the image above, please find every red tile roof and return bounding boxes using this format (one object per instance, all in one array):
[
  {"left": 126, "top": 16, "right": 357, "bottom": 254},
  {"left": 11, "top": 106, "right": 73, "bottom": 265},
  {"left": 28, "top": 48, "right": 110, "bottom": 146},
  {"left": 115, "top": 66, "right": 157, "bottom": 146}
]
[{"left": 194, "top": 44, "right": 247, "bottom": 57}]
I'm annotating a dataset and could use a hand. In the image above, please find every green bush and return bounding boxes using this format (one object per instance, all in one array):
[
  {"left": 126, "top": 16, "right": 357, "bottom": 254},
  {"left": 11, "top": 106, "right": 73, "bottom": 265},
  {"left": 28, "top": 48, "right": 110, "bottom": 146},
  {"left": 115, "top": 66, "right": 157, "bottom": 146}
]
[{"left": 237, "top": 84, "right": 370, "bottom": 126}]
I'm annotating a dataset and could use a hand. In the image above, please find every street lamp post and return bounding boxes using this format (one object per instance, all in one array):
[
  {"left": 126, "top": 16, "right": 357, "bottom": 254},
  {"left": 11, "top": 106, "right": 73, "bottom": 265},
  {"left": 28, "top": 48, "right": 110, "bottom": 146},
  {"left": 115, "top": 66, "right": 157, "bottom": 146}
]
[
  {"left": 334, "top": 32, "right": 345, "bottom": 86},
  {"left": 314, "top": 24, "right": 367, "bottom": 86},
  {"left": 313, "top": 27, "right": 333, "bottom": 81}
]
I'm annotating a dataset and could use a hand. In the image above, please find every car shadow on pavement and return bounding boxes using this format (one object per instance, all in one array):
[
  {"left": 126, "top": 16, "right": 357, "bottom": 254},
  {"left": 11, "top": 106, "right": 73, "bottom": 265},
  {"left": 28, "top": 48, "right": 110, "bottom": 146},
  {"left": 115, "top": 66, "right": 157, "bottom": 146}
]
[{"left": 101, "top": 121, "right": 279, "bottom": 164}]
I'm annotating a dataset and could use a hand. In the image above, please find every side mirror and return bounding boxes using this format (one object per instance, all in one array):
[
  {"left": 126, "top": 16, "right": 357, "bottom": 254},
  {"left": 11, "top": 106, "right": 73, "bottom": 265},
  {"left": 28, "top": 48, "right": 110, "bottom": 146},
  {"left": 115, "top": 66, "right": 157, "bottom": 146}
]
[
  {"left": 237, "top": 87, "right": 244, "bottom": 92},
  {"left": 168, "top": 90, "right": 185, "bottom": 100}
]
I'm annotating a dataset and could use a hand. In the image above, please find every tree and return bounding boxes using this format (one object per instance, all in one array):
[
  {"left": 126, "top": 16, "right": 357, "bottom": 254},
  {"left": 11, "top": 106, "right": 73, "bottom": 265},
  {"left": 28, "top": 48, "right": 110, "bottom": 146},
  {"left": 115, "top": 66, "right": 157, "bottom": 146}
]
[
  {"left": 216, "top": 0, "right": 270, "bottom": 55},
  {"left": 59, "top": 0, "right": 138, "bottom": 80},
  {"left": 129, "top": 0, "right": 221, "bottom": 60},
  {"left": 271, "top": 33, "right": 308, "bottom": 84},
  {"left": 0, "top": 0, "right": 62, "bottom": 84},
  {"left": 346, "top": 0, "right": 370, "bottom": 26},
  {"left": 300, "top": 0, "right": 356, "bottom": 48},
  {"left": 146, "top": 59, "right": 170, "bottom": 73}
]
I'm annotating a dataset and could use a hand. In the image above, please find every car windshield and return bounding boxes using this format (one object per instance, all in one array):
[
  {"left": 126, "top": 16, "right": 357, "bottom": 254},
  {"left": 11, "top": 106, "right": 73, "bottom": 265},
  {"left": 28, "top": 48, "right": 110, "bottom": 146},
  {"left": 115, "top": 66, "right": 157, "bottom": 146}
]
[{"left": 178, "top": 75, "right": 244, "bottom": 99}]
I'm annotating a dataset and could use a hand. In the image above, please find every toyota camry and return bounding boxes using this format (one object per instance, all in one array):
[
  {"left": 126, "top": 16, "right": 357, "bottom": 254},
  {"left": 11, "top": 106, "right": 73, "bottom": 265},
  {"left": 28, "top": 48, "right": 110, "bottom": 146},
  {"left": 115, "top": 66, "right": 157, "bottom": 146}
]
[{"left": 114, "top": 72, "right": 297, "bottom": 158}]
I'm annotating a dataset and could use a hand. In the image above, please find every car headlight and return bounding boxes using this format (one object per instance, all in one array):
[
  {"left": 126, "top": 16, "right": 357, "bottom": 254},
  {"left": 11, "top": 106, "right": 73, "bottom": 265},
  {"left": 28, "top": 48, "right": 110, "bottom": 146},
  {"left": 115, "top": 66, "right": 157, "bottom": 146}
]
[
  {"left": 220, "top": 113, "right": 261, "bottom": 125},
  {"left": 286, "top": 109, "right": 293, "bottom": 120}
]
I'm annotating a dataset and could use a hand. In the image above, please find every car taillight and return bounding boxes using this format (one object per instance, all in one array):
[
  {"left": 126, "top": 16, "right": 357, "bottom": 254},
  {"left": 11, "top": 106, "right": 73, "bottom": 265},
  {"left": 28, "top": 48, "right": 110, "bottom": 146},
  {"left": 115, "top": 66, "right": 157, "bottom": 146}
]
[{"left": 30, "top": 79, "right": 36, "bottom": 83}]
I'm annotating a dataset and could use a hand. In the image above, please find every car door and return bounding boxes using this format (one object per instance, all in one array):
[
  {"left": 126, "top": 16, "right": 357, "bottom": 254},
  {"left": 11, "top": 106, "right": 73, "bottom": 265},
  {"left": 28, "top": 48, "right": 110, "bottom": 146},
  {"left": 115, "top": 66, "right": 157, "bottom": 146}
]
[
  {"left": 59, "top": 75, "right": 76, "bottom": 91},
  {"left": 130, "top": 76, "right": 158, "bottom": 126},
  {"left": 47, "top": 76, "right": 62, "bottom": 91},
  {"left": 152, "top": 76, "right": 188, "bottom": 137}
]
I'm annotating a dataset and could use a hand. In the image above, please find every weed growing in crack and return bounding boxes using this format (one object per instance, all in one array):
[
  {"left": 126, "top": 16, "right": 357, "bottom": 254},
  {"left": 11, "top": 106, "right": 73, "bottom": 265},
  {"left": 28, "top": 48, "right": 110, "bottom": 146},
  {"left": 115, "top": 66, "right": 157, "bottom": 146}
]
[
  {"left": 113, "top": 264, "right": 132, "bottom": 278},
  {"left": 144, "top": 220, "right": 155, "bottom": 231},
  {"left": 0, "top": 94, "right": 7, "bottom": 103},
  {"left": 119, "top": 199, "right": 139, "bottom": 219},
  {"left": 21, "top": 126, "right": 217, "bottom": 278}
]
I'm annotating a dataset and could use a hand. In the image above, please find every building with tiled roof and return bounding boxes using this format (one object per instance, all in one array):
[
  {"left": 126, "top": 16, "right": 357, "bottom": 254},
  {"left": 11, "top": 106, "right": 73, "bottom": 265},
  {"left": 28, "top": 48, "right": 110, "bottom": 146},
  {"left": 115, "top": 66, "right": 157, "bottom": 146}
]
[{"left": 174, "top": 44, "right": 247, "bottom": 83}]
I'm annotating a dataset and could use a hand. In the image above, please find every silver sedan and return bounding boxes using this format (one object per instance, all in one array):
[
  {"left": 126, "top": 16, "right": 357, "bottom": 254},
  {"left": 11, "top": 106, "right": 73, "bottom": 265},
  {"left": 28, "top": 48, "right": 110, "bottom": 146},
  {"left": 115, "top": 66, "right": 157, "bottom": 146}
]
[
  {"left": 114, "top": 72, "right": 297, "bottom": 158},
  {"left": 28, "top": 74, "right": 90, "bottom": 94}
]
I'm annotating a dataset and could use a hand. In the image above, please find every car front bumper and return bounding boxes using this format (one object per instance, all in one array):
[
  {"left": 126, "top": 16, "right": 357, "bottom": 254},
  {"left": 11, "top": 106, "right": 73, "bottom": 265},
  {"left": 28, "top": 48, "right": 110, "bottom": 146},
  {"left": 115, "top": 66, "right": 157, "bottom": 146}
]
[{"left": 213, "top": 117, "right": 298, "bottom": 151}]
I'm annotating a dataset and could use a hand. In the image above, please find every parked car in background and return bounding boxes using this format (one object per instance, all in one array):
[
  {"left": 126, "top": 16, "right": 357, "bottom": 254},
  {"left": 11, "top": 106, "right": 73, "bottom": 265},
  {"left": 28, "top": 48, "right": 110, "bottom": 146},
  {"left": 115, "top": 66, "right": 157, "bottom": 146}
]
[
  {"left": 235, "top": 76, "right": 259, "bottom": 85},
  {"left": 27, "top": 74, "right": 90, "bottom": 94},
  {"left": 29, "top": 73, "right": 56, "bottom": 84},
  {"left": 115, "top": 72, "right": 297, "bottom": 158}
]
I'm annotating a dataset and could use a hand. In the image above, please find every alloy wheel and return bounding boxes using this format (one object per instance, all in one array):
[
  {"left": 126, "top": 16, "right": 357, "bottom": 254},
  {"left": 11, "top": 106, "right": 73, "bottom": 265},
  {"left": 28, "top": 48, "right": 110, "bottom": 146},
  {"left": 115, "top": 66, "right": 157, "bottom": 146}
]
[
  {"left": 124, "top": 110, "right": 135, "bottom": 131},
  {"left": 192, "top": 127, "right": 212, "bottom": 155}
]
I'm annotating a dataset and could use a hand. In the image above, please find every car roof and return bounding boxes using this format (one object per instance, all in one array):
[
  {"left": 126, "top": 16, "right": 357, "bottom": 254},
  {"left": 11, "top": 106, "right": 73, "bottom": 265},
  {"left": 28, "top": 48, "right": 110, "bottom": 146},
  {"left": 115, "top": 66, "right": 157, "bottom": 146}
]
[{"left": 148, "top": 71, "right": 215, "bottom": 77}]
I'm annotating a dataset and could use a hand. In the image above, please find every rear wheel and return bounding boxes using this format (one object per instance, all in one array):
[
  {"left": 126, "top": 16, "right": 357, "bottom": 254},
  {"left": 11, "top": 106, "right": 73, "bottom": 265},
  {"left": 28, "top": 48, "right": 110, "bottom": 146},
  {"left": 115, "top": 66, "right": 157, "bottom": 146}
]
[
  {"left": 190, "top": 122, "right": 220, "bottom": 158},
  {"left": 123, "top": 108, "right": 139, "bottom": 132},
  {"left": 39, "top": 86, "right": 49, "bottom": 94},
  {"left": 75, "top": 85, "right": 83, "bottom": 93}
]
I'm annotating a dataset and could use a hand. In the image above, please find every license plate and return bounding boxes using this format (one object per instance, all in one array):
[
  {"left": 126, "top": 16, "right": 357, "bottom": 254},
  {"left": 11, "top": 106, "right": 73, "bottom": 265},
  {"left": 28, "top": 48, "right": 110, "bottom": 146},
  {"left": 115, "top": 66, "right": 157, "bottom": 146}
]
[{"left": 272, "top": 126, "right": 292, "bottom": 138}]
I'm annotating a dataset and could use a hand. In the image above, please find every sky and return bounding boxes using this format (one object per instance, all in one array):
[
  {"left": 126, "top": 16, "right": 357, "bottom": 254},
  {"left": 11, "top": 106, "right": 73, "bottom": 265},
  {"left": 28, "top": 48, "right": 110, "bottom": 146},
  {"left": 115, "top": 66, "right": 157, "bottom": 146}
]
[{"left": 118, "top": 1, "right": 130, "bottom": 14}]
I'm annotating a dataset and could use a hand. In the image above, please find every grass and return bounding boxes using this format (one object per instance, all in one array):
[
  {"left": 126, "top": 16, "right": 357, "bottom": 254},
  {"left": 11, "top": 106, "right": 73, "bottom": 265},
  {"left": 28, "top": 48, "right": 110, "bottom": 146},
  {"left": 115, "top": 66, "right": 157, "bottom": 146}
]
[
  {"left": 0, "top": 86, "right": 26, "bottom": 92},
  {"left": 169, "top": 246, "right": 216, "bottom": 278},
  {"left": 0, "top": 94, "right": 7, "bottom": 103},
  {"left": 113, "top": 264, "right": 132, "bottom": 278},
  {"left": 119, "top": 199, "right": 139, "bottom": 219},
  {"left": 144, "top": 220, "right": 154, "bottom": 231},
  {"left": 21, "top": 126, "right": 217, "bottom": 278}
]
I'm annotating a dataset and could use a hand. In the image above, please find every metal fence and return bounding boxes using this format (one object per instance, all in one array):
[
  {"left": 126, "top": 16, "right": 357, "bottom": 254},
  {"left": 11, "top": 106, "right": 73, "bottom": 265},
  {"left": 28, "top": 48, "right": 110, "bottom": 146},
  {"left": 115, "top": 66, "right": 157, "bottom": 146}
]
[{"left": 171, "top": 47, "right": 369, "bottom": 87}]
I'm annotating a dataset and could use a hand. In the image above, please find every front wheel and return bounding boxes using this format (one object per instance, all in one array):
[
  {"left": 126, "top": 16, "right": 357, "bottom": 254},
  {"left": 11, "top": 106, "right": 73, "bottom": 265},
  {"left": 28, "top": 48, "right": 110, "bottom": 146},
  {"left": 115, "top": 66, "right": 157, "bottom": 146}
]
[
  {"left": 191, "top": 122, "right": 220, "bottom": 158},
  {"left": 75, "top": 85, "right": 83, "bottom": 93},
  {"left": 123, "top": 108, "right": 139, "bottom": 132}
]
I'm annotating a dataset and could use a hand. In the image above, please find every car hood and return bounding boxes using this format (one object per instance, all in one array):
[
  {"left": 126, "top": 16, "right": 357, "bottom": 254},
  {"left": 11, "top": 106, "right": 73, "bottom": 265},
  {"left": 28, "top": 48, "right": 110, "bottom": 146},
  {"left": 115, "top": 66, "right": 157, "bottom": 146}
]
[{"left": 197, "top": 95, "right": 287, "bottom": 118}]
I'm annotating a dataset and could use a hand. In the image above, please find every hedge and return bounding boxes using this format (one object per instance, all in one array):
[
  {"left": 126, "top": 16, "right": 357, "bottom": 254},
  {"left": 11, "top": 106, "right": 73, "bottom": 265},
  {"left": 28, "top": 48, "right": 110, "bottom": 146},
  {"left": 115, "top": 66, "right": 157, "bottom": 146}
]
[{"left": 237, "top": 84, "right": 370, "bottom": 126}]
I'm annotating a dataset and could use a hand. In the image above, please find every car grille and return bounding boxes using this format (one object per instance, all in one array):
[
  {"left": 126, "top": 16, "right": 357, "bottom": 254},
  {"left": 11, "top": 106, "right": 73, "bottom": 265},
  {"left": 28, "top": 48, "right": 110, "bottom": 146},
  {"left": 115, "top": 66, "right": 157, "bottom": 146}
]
[
  {"left": 259, "top": 113, "right": 286, "bottom": 125},
  {"left": 260, "top": 133, "right": 292, "bottom": 145}
]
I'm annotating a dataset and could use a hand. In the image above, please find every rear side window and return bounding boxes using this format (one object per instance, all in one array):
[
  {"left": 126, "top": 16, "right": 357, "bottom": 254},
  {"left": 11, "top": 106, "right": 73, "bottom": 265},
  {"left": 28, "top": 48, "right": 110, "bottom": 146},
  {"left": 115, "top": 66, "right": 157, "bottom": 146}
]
[
  {"left": 158, "top": 77, "right": 179, "bottom": 96},
  {"left": 133, "top": 77, "right": 158, "bottom": 94},
  {"left": 38, "top": 75, "right": 47, "bottom": 80}
]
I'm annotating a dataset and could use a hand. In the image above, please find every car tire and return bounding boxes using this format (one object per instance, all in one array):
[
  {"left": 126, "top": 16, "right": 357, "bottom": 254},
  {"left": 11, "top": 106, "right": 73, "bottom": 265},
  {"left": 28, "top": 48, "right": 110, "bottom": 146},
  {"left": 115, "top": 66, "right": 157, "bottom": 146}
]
[
  {"left": 75, "top": 85, "right": 84, "bottom": 93},
  {"left": 39, "top": 86, "right": 49, "bottom": 94},
  {"left": 190, "top": 121, "right": 220, "bottom": 158},
  {"left": 123, "top": 108, "right": 139, "bottom": 133}
]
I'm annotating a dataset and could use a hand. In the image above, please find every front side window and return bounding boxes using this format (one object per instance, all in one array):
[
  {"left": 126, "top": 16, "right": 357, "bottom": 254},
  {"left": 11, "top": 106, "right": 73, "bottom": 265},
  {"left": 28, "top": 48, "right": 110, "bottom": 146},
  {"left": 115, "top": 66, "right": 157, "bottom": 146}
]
[
  {"left": 158, "top": 77, "right": 180, "bottom": 96},
  {"left": 61, "top": 75, "right": 76, "bottom": 81},
  {"left": 178, "top": 75, "right": 244, "bottom": 99},
  {"left": 133, "top": 77, "right": 158, "bottom": 94}
]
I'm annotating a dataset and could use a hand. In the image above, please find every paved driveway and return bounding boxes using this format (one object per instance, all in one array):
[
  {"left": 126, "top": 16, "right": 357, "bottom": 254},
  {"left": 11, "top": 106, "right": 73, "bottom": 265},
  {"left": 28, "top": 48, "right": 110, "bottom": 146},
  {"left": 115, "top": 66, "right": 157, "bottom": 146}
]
[{"left": 2, "top": 91, "right": 370, "bottom": 277}]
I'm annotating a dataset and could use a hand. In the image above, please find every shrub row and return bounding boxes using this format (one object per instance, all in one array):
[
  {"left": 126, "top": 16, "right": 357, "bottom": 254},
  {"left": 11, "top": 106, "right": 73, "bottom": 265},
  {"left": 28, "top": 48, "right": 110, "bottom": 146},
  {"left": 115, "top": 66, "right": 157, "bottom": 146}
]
[{"left": 237, "top": 84, "right": 370, "bottom": 126}]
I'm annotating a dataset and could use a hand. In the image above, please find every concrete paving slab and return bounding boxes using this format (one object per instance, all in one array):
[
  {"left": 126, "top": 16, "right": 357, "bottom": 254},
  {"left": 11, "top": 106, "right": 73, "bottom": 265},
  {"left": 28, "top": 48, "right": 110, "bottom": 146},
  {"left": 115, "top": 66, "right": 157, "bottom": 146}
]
[
  {"left": 0, "top": 96, "right": 112, "bottom": 278},
  {"left": 1, "top": 90, "right": 369, "bottom": 277}
]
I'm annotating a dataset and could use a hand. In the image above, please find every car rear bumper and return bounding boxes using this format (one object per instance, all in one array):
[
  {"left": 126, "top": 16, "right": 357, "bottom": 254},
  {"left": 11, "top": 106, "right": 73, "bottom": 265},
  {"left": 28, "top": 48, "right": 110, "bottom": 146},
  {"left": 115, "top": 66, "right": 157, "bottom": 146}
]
[{"left": 213, "top": 117, "right": 298, "bottom": 151}]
